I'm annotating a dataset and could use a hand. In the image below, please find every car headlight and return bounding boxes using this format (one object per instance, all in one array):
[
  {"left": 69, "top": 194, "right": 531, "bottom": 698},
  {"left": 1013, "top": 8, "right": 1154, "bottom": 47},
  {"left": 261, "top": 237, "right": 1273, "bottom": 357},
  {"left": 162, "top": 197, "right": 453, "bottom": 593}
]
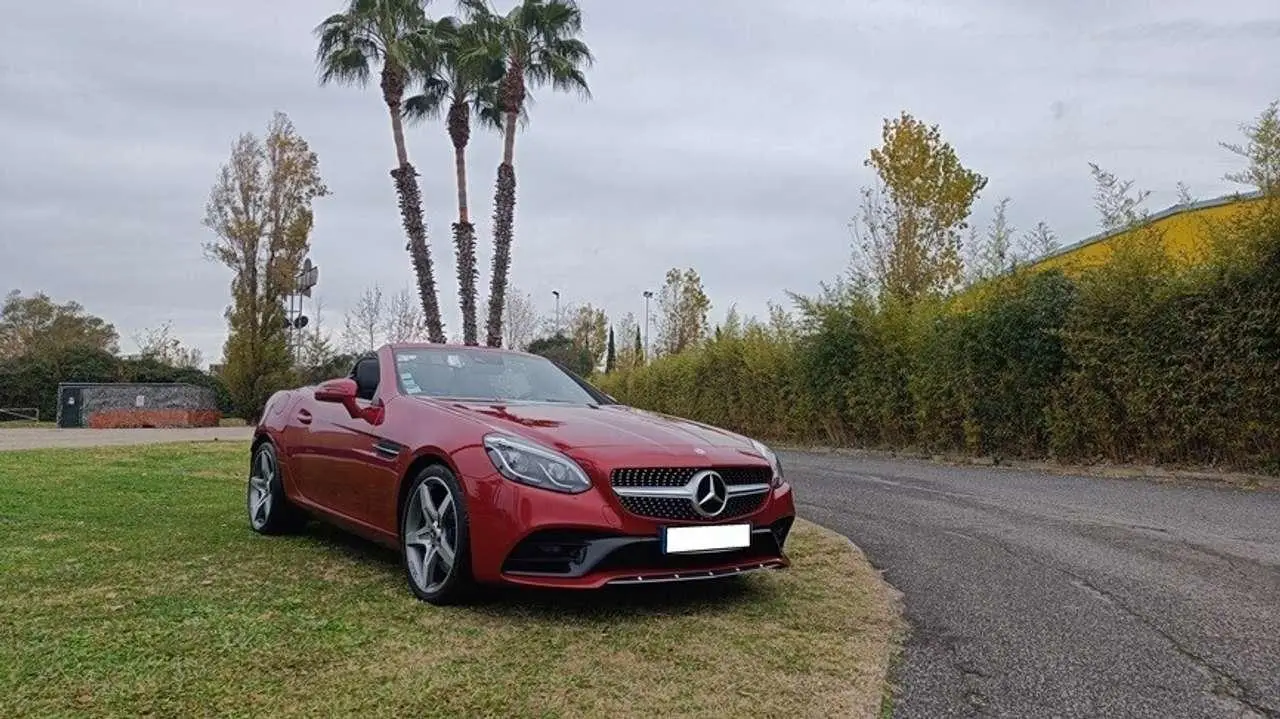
[
  {"left": 483, "top": 434, "right": 592, "bottom": 494},
  {"left": 751, "top": 439, "right": 784, "bottom": 487}
]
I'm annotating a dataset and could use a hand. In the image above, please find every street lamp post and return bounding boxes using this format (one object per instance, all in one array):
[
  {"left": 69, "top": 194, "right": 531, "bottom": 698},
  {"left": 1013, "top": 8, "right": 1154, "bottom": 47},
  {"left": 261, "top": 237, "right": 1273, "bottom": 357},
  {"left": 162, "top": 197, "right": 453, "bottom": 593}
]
[
  {"left": 642, "top": 290, "right": 653, "bottom": 363},
  {"left": 552, "top": 290, "right": 561, "bottom": 334}
]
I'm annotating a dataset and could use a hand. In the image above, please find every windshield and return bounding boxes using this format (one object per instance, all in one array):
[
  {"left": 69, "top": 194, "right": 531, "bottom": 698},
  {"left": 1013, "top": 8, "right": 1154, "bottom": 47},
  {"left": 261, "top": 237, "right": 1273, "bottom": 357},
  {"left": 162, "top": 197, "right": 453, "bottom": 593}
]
[{"left": 392, "top": 348, "right": 605, "bottom": 404}]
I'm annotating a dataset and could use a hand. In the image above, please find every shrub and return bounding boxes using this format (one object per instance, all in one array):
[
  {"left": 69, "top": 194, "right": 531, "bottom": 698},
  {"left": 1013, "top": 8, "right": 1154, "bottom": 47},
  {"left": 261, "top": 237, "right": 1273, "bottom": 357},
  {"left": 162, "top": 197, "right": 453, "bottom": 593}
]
[
  {"left": 597, "top": 217, "right": 1280, "bottom": 472},
  {"left": 913, "top": 271, "right": 1075, "bottom": 457},
  {"left": 596, "top": 322, "right": 811, "bottom": 442},
  {"left": 1049, "top": 221, "right": 1280, "bottom": 468}
]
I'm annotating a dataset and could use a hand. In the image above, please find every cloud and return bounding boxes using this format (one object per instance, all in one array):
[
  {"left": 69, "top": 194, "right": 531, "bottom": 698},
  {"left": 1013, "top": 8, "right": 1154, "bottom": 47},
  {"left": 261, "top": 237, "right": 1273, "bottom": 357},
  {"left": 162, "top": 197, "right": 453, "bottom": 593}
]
[{"left": 1, "top": 0, "right": 1277, "bottom": 363}]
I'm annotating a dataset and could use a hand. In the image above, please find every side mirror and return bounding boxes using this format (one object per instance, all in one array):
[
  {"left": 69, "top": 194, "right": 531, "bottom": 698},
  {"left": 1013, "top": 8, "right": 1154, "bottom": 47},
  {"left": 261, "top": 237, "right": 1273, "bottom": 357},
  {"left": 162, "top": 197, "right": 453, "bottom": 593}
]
[
  {"left": 315, "top": 377, "right": 357, "bottom": 405},
  {"left": 313, "top": 378, "right": 381, "bottom": 423}
]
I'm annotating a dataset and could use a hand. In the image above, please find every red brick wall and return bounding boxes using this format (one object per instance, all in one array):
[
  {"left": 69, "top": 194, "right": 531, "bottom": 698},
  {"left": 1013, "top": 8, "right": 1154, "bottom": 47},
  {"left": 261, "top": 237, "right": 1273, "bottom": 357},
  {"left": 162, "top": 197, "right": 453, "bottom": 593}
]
[{"left": 86, "top": 409, "right": 221, "bottom": 429}]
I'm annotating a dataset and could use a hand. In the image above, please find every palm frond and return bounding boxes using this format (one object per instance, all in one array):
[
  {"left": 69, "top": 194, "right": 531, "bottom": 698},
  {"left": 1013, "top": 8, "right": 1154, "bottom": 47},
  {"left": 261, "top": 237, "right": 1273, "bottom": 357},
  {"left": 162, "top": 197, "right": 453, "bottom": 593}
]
[
  {"left": 549, "top": 37, "right": 592, "bottom": 66},
  {"left": 314, "top": 13, "right": 351, "bottom": 55},
  {"left": 546, "top": 60, "right": 590, "bottom": 99},
  {"left": 351, "top": 0, "right": 381, "bottom": 18},
  {"left": 512, "top": 0, "right": 539, "bottom": 33},
  {"left": 454, "top": 32, "right": 504, "bottom": 68},
  {"left": 315, "top": 9, "right": 382, "bottom": 86},
  {"left": 534, "top": 0, "right": 583, "bottom": 35},
  {"left": 448, "top": 20, "right": 506, "bottom": 90},
  {"left": 439, "top": 0, "right": 590, "bottom": 120},
  {"left": 400, "top": 23, "right": 449, "bottom": 82},
  {"left": 504, "top": 1, "right": 526, "bottom": 27},
  {"left": 315, "top": 0, "right": 440, "bottom": 86},
  {"left": 315, "top": 14, "right": 353, "bottom": 57},
  {"left": 475, "top": 102, "right": 506, "bottom": 132},
  {"left": 457, "top": 0, "right": 496, "bottom": 23},
  {"left": 526, "top": 36, "right": 591, "bottom": 99},
  {"left": 403, "top": 77, "right": 451, "bottom": 123},
  {"left": 473, "top": 81, "right": 528, "bottom": 131},
  {"left": 383, "top": 0, "right": 429, "bottom": 31},
  {"left": 319, "top": 44, "right": 374, "bottom": 86},
  {"left": 433, "top": 15, "right": 463, "bottom": 37}
]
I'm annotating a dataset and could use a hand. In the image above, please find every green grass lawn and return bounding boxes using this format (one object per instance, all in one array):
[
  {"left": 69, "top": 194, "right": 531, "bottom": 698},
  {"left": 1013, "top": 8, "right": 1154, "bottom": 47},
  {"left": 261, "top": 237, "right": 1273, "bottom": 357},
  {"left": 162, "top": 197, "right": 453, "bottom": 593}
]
[{"left": 0, "top": 442, "right": 898, "bottom": 718}]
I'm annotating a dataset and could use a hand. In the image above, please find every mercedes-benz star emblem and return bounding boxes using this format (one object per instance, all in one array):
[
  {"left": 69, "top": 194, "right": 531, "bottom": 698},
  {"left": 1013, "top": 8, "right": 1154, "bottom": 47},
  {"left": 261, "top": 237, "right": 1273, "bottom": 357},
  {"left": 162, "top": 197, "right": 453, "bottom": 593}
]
[{"left": 691, "top": 470, "right": 728, "bottom": 517}]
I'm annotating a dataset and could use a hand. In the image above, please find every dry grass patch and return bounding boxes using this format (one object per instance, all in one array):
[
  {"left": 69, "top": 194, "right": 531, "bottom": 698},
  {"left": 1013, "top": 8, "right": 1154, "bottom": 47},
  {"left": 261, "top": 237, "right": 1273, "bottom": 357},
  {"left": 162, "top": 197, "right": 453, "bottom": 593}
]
[{"left": 0, "top": 442, "right": 899, "bottom": 718}]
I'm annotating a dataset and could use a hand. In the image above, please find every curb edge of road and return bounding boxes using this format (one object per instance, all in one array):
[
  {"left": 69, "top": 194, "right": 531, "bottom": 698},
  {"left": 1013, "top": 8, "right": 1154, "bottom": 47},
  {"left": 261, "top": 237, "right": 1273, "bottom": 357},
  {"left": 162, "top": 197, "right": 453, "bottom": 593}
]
[{"left": 821, "top": 524, "right": 908, "bottom": 719}]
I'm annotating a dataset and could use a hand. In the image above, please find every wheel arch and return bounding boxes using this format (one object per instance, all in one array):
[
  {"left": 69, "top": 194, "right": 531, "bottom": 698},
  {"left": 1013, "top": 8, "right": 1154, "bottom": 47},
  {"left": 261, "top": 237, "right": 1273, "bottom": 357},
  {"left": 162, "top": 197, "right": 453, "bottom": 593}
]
[
  {"left": 251, "top": 432, "right": 293, "bottom": 498},
  {"left": 251, "top": 431, "right": 277, "bottom": 472},
  {"left": 252, "top": 430, "right": 272, "bottom": 452}
]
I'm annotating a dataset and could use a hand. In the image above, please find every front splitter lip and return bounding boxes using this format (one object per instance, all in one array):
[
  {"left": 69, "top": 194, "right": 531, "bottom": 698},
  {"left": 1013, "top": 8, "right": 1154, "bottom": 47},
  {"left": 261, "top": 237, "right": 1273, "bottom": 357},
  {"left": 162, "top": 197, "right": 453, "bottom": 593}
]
[
  {"left": 498, "top": 554, "right": 791, "bottom": 590},
  {"left": 603, "top": 559, "right": 788, "bottom": 586}
]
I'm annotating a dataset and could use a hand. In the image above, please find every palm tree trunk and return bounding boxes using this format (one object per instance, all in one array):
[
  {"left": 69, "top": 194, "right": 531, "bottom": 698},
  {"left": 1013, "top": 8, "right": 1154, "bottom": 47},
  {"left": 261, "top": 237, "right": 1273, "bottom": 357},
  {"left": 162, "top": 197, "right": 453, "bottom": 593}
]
[
  {"left": 389, "top": 104, "right": 410, "bottom": 168},
  {"left": 449, "top": 100, "right": 471, "bottom": 224},
  {"left": 391, "top": 164, "right": 445, "bottom": 344},
  {"left": 501, "top": 109, "right": 518, "bottom": 165},
  {"left": 483, "top": 63, "right": 525, "bottom": 347},
  {"left": 448, "top": 99, "right": 478, "bottom": 345},
  {"left": 383, "top": 65, "right": 445, "bottom": 343},
  {"left": 484, "top": 115, "right": 518, "bottom": 347}
]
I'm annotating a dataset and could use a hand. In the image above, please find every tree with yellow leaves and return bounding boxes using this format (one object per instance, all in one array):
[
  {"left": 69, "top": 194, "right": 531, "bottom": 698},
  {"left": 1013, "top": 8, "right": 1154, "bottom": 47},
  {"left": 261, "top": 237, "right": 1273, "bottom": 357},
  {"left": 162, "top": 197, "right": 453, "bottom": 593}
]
[{"left": 853, "top": 112, "right": 987, "bottom": 304}]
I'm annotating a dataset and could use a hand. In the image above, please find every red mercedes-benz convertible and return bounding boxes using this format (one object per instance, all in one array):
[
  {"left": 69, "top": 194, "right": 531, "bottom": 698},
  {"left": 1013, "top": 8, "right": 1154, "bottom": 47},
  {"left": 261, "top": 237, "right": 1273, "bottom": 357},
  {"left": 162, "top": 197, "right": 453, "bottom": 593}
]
[{"left": 247, "top": 343, "right": 796, "bottom": 604}]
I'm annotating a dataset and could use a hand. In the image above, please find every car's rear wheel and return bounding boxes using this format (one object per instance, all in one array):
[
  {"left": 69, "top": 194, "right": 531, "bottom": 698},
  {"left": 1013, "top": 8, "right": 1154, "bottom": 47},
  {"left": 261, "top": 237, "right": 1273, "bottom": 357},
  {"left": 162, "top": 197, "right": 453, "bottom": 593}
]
[
  {"left": 401, "top": 465, "right": 474, "bottom": 605},
  {"left": 247, "top": 442, "right": 305, "bottom": 535}
]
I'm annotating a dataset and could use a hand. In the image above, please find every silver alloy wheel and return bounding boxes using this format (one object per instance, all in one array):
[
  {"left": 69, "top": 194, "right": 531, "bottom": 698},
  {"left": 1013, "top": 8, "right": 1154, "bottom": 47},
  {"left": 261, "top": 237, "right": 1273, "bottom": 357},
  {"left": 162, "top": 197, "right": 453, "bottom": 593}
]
[
  {"left": 248, "top": 448, "right": 275, "bottom": 530},
  {"left": 404, "top": 477, "right": 458, "bottom": 595}
]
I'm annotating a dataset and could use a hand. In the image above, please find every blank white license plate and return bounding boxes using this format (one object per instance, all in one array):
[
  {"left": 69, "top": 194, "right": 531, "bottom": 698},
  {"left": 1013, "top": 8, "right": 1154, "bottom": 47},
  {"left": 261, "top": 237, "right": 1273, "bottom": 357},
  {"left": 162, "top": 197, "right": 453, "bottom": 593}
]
[{"left": 662, "top": 524, "right": 751, "bottom": 554}]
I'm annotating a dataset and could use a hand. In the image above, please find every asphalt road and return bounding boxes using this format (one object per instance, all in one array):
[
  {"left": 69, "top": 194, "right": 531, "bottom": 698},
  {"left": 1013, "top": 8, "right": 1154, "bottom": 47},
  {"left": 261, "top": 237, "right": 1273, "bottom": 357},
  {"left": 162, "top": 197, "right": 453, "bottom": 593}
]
[{"left": 784, "top": 451, "right": 1280, "bottom": 719}]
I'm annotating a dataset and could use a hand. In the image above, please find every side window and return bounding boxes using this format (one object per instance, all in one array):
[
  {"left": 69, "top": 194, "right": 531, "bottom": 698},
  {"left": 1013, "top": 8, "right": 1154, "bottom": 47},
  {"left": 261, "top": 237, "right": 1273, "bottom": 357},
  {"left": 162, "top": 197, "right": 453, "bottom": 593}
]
[{"left": 352, "top": 357, "right": 380, "bottom": 401}]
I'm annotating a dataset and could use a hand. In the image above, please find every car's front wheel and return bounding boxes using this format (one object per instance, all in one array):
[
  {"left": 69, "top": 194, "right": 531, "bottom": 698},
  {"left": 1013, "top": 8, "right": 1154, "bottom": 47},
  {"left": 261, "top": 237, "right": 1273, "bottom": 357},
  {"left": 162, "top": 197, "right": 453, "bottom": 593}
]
[
  {"left": 401, "top": 465, "right": 474, "bottom": 605},
  {"left": 247, "top": 442, "right": 305, "bottom": 535}
]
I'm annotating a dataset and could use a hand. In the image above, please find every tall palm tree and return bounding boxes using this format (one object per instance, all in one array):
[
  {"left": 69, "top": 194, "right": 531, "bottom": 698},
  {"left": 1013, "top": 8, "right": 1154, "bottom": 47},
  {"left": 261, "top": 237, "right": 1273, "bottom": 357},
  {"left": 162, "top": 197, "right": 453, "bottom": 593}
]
[
  {"left": 315, "top": 0, "right": 447, "bottom": 344},
  {"left": 403, "top": 18, "right": 506, "bottom": 346},
  {"left": 460, "top": 0, "right": 593, "bottom": 347}
]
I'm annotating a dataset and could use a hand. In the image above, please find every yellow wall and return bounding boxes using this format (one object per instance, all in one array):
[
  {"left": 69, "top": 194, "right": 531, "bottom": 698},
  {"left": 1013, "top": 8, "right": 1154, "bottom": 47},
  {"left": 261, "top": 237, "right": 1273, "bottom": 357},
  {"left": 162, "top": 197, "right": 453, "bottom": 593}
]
[
  {"left": 1026, "top": 193, "right": 1264, "bottom": 276},
  {"left": 946, "top": 192, "right": 1265, "bottom": 313}
]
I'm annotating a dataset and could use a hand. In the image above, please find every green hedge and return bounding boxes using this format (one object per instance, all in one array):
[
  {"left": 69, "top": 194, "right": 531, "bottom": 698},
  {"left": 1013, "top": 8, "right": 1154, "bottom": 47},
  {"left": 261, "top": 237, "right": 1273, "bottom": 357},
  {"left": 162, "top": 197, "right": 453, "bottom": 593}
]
[
  {"left": 1047, "top": 226, "right": 1280, "bottom": 467},
  {"left": 597, "top": 217, "right": 1280, "bottom": 472}
]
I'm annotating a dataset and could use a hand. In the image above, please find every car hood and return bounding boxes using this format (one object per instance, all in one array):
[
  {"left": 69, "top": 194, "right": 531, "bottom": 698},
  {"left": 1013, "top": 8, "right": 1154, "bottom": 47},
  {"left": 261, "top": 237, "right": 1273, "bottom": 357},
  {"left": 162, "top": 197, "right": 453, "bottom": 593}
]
[{"left": 426, "top": 399, "right": 757, "bottom": 454}]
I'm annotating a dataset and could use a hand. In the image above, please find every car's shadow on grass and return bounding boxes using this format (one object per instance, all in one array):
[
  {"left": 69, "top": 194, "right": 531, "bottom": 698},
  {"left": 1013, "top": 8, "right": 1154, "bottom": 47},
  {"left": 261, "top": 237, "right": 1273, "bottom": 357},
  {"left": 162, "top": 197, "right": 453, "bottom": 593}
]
[{"left": 298, "top": 521, "right": 778, "bottom": 619}]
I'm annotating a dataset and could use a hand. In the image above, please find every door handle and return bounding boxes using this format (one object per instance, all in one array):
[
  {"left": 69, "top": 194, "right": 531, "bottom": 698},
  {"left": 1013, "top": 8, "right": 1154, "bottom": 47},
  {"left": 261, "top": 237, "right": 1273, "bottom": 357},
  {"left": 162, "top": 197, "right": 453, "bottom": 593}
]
[{"left": 297, "top": 409, "right": 312, "bottom": 425}]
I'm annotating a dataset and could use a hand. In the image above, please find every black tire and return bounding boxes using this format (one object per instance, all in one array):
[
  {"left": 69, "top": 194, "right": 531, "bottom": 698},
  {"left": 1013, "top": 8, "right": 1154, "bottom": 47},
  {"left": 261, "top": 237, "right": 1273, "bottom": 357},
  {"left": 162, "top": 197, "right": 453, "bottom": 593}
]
[
  {"left": 247, "top": 441, "right": 306, "bottom": 535},
  {"left": 400, "top": 464, "right": 475, "bottom": 605}
]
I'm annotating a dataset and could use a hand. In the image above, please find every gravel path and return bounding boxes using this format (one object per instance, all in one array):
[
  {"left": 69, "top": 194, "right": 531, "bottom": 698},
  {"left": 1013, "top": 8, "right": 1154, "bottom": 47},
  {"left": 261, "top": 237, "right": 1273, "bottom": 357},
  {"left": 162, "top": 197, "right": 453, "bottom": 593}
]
[{"left": 0, "top": 427, "right": 254, "bottom": 451}]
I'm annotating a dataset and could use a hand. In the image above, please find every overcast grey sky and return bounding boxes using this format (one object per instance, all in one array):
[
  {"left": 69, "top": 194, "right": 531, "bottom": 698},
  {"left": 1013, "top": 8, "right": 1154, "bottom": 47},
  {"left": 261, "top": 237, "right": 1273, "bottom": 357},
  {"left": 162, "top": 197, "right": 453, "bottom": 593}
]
[{"left": 2, "top": 0, "right": 1277, "bottom": 362}]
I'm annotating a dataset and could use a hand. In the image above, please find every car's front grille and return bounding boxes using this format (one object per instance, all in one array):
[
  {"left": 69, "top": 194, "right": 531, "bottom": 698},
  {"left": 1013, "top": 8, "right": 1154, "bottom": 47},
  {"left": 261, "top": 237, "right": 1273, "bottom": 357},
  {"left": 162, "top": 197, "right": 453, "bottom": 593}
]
[
  {"left": 610, "top": 466, "right": 771, "bottom": 488},
  {"left": 609, "top": 465, "right": 771, "bottom": 522},
  {"left": 616, "top": 492, "right": 767, "bottom": 522}
]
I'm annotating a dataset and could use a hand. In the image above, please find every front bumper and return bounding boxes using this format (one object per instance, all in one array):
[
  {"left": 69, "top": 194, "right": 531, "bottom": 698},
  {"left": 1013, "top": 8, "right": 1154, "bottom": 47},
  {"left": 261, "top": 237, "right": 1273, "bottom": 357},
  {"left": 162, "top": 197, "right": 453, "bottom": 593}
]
[
  {"left": 501, "top": 517, "right": 794, "bottom": 588},
  {"left": 464, "top": 463, "right": 798, "bottom": 589}
]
